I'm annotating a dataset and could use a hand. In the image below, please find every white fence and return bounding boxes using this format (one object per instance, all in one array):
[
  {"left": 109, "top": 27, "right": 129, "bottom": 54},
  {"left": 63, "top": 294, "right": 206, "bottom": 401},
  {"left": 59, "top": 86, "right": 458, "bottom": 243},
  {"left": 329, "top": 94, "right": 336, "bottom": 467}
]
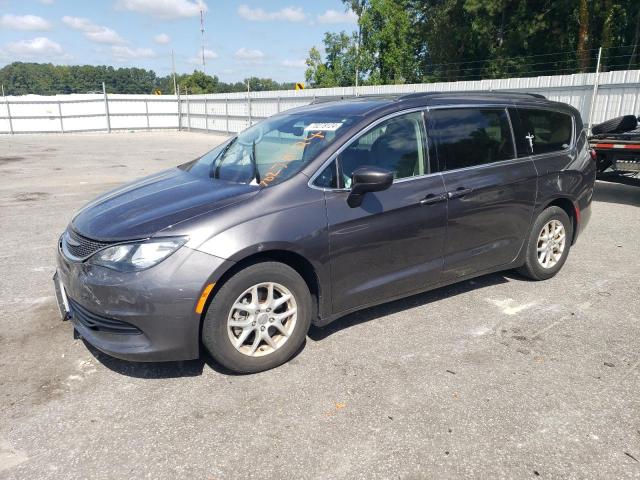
[
  {"left": 2, "top": 70, "right": 640, "bottom": 135},
  {"left": 0, "top": 94, "right": 178, "bottom": 134}
]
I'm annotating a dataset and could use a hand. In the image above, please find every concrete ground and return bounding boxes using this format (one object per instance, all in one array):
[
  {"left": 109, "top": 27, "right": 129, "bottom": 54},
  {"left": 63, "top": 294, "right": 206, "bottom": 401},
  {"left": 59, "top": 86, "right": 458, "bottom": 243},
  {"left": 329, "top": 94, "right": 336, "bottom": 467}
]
[{"left": 0, "top": 132, "right": 639, "bottom": 480}]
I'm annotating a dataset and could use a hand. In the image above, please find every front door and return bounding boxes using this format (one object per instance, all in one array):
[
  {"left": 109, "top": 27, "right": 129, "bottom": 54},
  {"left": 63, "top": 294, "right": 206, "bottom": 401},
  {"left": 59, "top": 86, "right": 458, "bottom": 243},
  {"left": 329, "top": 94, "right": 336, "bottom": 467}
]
[
  {"left": 427, "top": 107, "right": 537, "bottom": 281},
  {"left": 318, "top": 111, "right": 448, "bottom": 314}
]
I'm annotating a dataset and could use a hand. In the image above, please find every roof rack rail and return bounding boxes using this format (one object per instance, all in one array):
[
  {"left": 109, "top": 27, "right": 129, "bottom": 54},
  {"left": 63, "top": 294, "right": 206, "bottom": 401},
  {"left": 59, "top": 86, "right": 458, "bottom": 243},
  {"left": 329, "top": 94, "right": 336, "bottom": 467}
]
[
  {"left": 310, "top": 94, "right": 396, "bottom": 104},
  {"left": 397, "top": 90, "right": 546, "bottom": 100}
]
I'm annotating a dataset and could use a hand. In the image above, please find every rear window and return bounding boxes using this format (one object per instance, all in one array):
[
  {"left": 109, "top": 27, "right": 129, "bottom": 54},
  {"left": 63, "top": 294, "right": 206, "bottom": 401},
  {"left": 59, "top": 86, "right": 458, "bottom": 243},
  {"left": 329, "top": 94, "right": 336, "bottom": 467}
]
[
  {"left": 429, "top": 108, "right": 515, "bottom": 171},
  {"left": 514, "top": 108, "right": 573, "bottom": 155}
]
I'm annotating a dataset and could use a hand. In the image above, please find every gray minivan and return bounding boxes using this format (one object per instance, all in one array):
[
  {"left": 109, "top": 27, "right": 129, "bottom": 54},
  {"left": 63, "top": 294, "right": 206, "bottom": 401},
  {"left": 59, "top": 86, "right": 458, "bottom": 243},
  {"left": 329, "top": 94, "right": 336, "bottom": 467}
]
[{"left": 54, "top": 92, "right": 596, "bottom": 373}]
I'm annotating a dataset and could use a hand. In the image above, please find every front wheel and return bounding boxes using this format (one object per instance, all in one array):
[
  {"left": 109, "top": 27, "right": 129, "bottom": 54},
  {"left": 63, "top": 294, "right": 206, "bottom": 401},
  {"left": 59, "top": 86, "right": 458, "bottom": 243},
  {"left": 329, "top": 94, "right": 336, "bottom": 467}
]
[
  {"left": 202, "top": 261, "right": 311, "bottom": 373},
  {"left": 517, "top": 206, "right": 573, "bottom": 281}
]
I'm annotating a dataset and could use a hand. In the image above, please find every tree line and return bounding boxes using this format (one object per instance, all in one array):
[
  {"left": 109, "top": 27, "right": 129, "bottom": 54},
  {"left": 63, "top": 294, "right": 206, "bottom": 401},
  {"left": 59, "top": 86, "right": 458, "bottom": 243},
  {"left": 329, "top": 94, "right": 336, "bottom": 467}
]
[
  {"left": 0, "top": 62, "right": 296, "bottom": 96},
  {"left": 305, "top": 0, "right": 640, "bottom": 87}
]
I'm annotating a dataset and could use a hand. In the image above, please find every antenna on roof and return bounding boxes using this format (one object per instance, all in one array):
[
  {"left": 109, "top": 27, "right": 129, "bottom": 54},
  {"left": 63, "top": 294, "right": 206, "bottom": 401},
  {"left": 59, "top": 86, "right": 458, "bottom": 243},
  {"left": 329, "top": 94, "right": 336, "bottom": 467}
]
[{"left": 200, "top": 9, "right": 206, "bottom": 74}]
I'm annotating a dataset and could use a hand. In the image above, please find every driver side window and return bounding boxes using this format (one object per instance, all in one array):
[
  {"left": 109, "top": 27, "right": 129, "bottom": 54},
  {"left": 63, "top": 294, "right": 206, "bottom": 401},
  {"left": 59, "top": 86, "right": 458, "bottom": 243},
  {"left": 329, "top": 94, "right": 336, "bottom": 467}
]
[{"left": 338, "top": 111, "right": 427, "bottom": 188}]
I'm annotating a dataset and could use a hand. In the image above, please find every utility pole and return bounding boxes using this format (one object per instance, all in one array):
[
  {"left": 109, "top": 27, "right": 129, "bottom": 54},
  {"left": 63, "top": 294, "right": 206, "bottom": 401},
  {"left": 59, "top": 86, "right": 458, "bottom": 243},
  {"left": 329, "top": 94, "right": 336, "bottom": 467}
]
[
  {"left": 171, "top": 49, "right": 177, "bottom": 95},
  {"left": 200, "top": 9, "right": 206, "bottom": 74}
]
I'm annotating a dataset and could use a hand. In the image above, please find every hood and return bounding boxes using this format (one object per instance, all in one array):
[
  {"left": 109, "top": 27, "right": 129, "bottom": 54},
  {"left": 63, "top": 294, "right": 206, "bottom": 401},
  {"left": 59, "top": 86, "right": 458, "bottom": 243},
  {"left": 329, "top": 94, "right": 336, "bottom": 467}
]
[{"left": 72, "top": 168, "right": 259, "bottom": 241}]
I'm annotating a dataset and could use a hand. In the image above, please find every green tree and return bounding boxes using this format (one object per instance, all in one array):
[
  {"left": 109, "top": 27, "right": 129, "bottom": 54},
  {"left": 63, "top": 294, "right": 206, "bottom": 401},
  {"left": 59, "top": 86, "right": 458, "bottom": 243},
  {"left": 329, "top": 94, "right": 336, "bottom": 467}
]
[
  {"left": 305, "top": 32, "right": 360, "bottom": 87},
  {"left": 181, "top": 70, "right": 219, "bottom": 94},
  {"left": 308, "top": 0, "right": 640, "bottom": 86},
  {"left": 359, "top": 0, "right": 419, "bottom": 84}
]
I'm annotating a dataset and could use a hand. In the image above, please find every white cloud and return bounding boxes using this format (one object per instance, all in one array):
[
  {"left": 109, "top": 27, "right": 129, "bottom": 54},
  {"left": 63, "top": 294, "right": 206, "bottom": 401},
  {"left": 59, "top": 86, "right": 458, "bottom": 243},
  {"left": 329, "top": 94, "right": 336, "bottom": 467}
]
[
  {"left": 318, "top": 9, "right": 358, "bottom": 24},
  {"left": 0, "top": 37, "right": 66, "bottom": 59},
  {"left": 153, "top": 33, "right": 171, "bottom": 44},
  {"left": 111, "top": 45, "right": 157, "bottom": 60},
  {"left": 62, "top": 16, "right": 126, "bottom": 45},
  {"left": 235, "top": 47, "right": 265, "bottom": 62},
  {"left": 115, "top": 0, "right": 207, "bottom": 20},
  {"left": 188, "top": 49, "right": 218, "bottom": 65},
  {"left": 281, "top": 58, "right": 305, "bottom": 68},
  {"left": 237, "top": 5, "right": 305, "bottom": 22},
  {"left": 39, "top": 0, "right": 55, "bottom": 4},
  {"left": 0, "top": 14, "right": 52, "bottom": 31},
  {"left": 202, "top": 49, "right": 218, "bottom": 60}
]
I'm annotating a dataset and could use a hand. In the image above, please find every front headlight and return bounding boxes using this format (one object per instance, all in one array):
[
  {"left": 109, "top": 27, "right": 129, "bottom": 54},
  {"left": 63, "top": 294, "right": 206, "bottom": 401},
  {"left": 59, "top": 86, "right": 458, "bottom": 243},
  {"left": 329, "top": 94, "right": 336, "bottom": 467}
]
[{"left": 88, "top": 237, "right": 188, "bottom": 272}]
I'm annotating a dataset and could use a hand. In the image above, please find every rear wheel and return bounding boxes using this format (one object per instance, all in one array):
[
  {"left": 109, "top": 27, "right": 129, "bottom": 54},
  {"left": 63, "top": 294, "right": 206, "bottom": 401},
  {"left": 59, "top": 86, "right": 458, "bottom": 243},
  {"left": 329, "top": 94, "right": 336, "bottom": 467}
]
[
  {"left": 202, "top": 261, "right": 311, "bottom": 373},
  {"left": 517, "top": 206, "right": 573, "bottom": 281}
]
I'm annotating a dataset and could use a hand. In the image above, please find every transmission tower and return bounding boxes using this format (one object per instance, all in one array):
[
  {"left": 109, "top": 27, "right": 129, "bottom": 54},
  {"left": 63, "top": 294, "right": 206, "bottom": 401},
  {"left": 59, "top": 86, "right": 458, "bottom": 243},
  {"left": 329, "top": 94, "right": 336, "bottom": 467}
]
[{"left": 200, "top": 9, "right": 206, "bottom": 74}]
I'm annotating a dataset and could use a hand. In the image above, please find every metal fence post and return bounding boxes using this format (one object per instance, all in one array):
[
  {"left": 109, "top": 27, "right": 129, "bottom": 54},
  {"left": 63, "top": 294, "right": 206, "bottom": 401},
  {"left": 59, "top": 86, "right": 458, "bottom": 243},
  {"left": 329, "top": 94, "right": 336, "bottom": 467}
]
[
  {"left": 277, "top": 96, "right": 281, "bottom": 113},
  {"left": 3, "top": 85, "right": 14, "bottom": 134},
  {"left": 145, "top": 99, "right": 150, "bottom": 130},
  {"left": 225, "top": 96, "right": 229, "bottom": 133},
  {"left": 247, "top": 93, "right": 252, "bottom": 127},
  {"left": 57, "top": 100, "right": 64, "bottom": 133},
  {"left": 204, "top": 96, "right": 209, "bottom": 132},
  {"left": 186, "top": 88, "right": 191, "bottom": 132},
  {"left": 102, "top": 82, "right": 111, "bottom": 133},
  {"left": 177, "top": 87, "right": 182, "bottom": 131},
  {"left": 4, "top": 94, "right": 13, "bottom": 135},
  {"left": 587, "top": 47, "right": 603, "bottom": 134}
]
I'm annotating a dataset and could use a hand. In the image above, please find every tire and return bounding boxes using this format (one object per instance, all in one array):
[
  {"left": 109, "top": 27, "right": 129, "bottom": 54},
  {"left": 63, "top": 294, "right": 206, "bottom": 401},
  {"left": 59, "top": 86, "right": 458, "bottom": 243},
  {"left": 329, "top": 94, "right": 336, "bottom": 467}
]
[
  {"left": 591, "top": 115, "right": 637, "bottom": 135},
  {"left": 596, "top": 153, "right": 612, "bottom": 173},
  {"left": 202, "top": 261, "right": 311, "bottom": 373},
  {"left": 517, "top": 206, "right": 573, "bottom": 281}
]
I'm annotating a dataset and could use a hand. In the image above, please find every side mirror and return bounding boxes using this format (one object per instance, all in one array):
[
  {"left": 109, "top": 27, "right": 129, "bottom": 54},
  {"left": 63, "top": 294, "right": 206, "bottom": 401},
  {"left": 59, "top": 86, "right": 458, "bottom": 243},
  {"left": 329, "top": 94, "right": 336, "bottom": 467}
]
[{"left": 347, "top": 166, "right": 394, "bottom": 208}]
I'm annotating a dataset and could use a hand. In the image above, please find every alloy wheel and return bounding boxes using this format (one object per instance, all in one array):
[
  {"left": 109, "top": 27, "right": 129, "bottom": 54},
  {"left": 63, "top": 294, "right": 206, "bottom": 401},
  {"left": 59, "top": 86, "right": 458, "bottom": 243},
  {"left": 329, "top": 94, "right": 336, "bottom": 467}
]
[
  {"left": 536, "top": 219, "right": 566, "bottom": 269},
  {"left": 227, "top": 282, "right": 297, "bottom": 357}
]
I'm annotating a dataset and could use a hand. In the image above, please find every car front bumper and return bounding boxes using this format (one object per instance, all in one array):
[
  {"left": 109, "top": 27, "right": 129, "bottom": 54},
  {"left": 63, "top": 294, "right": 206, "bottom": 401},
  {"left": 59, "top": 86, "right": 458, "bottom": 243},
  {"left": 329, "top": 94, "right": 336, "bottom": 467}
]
[{"left": 55, "top": 243, "right": 233, "bottom": 362}]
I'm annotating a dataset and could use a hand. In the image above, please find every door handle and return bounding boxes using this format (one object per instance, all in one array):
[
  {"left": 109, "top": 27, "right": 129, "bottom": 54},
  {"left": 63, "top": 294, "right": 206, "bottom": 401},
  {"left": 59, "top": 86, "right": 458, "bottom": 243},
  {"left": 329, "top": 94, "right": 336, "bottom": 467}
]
[
  {"left": 447, "top": 188, "right": 474, "bottom": 199},
  {"left": 419, "top": 193, "right": 447, "bottom": 205}
]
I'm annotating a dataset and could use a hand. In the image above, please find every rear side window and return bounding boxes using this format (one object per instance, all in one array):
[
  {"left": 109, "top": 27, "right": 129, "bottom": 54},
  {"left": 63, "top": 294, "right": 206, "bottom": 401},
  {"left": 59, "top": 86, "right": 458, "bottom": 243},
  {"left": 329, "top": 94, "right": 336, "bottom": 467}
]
[
  {"left": 514, "top": 108, "right": 573, "bottom": 155},
  {"left": 429, "top": 108, "right": 515, "bottom": 171}
]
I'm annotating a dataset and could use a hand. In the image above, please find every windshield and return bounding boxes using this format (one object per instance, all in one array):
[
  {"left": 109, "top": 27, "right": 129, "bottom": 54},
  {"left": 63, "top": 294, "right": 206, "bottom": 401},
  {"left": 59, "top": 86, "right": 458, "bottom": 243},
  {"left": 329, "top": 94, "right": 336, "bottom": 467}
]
[{"left": 182, "top": 112, "right": 355, "bottom": 186}]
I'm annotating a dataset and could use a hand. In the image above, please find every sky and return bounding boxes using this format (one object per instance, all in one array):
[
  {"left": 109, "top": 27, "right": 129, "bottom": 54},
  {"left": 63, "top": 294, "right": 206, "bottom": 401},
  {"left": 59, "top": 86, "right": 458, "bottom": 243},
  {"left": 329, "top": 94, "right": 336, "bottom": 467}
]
[{"left": 0, "top": 0, "right": 357, "bottom": 82}]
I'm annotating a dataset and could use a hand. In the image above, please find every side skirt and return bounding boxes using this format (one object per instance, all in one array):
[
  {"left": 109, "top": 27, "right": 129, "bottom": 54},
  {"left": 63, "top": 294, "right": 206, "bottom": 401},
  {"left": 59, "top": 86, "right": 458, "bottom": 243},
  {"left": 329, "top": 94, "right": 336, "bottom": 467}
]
[{"left": 313, "top": 257, "right": 527, "bottom": 328}]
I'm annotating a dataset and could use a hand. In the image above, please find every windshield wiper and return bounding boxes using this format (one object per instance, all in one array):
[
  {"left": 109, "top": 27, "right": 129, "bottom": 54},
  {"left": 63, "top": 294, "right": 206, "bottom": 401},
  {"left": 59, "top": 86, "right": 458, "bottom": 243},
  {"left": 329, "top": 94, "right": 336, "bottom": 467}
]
[
  {"left": 210, "top": 139, "right": 234, "bottom": 179},
  {"left": 250, "top": 140, "right": 260, "bottom": 184}
]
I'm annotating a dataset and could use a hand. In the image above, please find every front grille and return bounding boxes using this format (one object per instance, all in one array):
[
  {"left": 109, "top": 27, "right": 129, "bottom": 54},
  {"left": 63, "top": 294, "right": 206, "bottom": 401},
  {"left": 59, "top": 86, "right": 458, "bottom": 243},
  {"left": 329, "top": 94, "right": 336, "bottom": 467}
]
[
  {"left": 69, "top": 298, "right": 142, "bottom": 335},
  {"left": 63, "top": 228, "right": 112, "bottom": 260}
]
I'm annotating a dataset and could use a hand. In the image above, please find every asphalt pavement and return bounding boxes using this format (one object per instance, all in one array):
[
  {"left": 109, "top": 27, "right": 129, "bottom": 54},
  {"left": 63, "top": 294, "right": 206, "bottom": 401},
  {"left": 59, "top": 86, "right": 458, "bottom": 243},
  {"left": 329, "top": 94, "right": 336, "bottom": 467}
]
[{"left": 0, "top": 132, "right": 639, "bottom": 479}]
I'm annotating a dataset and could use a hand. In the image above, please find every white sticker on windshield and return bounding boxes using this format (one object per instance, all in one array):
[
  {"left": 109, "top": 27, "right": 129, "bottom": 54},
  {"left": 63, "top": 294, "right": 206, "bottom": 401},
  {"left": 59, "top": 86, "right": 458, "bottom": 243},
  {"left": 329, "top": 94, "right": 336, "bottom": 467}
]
[{"left": 304, "top": 122, "right": 343, "bottom": 132}]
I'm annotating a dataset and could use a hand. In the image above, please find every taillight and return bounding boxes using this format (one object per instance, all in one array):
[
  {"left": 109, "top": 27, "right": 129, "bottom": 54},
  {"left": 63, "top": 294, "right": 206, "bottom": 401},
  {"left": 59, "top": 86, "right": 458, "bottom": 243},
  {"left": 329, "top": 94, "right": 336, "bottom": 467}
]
[{"left": 589, "top": 148, "right": 597, "bottom": 161}]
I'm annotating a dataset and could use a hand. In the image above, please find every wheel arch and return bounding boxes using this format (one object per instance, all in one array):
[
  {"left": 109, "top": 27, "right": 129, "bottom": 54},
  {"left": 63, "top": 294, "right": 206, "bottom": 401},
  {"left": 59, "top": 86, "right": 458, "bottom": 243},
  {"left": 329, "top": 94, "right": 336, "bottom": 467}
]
[
  {"left": 198, "top": 249, "right": 323, "bottom": 340},
  {"left": 541, "top": 197, "right": 578, "bottom": 244}
]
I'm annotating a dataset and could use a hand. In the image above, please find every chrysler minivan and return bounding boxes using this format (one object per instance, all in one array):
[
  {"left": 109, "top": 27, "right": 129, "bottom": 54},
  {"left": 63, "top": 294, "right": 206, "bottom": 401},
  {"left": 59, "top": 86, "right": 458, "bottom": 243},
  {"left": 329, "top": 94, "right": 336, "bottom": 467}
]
[{"left": 54, "top": 92, "right": 595, "bottom": 373}]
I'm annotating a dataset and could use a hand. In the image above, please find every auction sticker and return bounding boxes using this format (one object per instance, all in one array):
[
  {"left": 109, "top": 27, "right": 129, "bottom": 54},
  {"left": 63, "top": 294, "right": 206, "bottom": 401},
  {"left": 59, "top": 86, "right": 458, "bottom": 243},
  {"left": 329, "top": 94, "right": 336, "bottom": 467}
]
[{"left": 304, "top": 122, "right": 343, "bottom": 132}]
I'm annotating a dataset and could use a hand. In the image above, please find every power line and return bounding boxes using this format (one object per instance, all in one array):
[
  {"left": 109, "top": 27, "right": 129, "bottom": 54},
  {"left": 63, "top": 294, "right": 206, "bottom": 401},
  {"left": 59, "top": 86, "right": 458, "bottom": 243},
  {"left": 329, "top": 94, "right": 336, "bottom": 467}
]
[
  {"left": 424, "top": 49, "right": 598, "bottom": 69},
  {"left": 423, "top": 50, "right": 639, "bottom": 80},
  {"left": 426, "top": 53, "right": 601, "bottom": 75},
  {"left": 423, "top": 43, "right": 640, "bottom": 70}
]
